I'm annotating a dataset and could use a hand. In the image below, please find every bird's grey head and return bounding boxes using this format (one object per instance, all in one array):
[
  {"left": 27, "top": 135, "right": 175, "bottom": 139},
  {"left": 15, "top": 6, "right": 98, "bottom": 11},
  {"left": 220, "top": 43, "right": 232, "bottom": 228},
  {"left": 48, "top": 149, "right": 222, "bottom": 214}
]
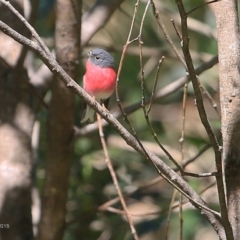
[{"left": 87, "top": 48, "right": 115, "bottom": 68}]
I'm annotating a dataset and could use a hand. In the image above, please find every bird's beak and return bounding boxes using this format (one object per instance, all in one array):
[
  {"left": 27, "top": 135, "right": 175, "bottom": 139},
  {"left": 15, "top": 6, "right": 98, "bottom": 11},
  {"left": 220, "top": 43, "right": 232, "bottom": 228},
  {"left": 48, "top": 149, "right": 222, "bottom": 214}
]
[
  {"left": 81, "top": 50, "right": 92, "bottom": 58},
  {"left": 87, "top": 51, "right": 92, "bottom": 58}
]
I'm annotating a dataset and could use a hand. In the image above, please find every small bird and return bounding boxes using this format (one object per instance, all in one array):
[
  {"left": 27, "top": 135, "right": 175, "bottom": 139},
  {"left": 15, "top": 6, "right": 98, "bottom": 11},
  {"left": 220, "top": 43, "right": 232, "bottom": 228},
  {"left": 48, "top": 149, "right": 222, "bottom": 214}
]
[{"left": 81, "top": 48, "right": 117, "bottom": 123}]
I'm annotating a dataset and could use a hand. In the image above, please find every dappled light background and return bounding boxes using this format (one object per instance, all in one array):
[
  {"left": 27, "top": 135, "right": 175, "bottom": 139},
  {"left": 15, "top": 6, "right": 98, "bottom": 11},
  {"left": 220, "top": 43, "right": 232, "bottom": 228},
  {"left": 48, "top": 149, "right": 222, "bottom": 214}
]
[{"left": 5, "top": 0, "right": 219, "bottom": 239}]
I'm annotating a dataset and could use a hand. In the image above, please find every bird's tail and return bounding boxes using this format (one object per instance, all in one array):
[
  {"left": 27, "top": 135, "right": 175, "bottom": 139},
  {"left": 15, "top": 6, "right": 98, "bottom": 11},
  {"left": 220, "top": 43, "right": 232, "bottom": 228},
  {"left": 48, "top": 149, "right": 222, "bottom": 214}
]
[{"left": 81, "top": 104, "right": 96, "bottom": 124}]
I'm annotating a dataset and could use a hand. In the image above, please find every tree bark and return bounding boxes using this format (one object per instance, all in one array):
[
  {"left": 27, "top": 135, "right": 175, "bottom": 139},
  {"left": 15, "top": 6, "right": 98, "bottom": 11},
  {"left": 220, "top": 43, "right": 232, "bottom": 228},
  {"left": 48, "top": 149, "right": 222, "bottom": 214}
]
[
  {"left": 215, "top": 0, "right": 240, "bottom": 239},
  {"left": 37, "top": 1, "right": 81, "bottom": 240}
]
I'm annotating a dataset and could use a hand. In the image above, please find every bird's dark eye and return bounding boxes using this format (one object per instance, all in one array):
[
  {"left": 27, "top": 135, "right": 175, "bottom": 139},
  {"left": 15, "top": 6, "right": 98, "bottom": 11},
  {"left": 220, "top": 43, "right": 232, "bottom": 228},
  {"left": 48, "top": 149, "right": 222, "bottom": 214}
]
[{"left": 95, "top": 56, "right": 100, "bottom": 60}]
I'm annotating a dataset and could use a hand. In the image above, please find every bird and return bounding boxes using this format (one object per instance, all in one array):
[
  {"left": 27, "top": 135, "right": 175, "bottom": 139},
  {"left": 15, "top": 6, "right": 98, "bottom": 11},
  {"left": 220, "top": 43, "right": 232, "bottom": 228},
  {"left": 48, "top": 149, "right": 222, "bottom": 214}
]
[{"left": 81, "top": 48, "right": 117, "bottom": 123}]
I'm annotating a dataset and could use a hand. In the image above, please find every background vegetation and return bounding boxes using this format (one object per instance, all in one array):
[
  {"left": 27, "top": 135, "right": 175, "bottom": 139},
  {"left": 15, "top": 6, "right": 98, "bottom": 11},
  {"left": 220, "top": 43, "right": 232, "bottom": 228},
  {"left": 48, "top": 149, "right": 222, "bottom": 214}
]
[{"left": 0, "top": 0, "right": 237, "bottom": 240}]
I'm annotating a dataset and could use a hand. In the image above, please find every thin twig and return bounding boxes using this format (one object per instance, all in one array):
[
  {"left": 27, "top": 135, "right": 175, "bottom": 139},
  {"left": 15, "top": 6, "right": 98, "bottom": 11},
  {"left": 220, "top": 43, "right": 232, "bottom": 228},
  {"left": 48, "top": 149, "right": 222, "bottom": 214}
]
[
  {"left": 183, "top": 171, "right": 217, "bottom": 178},
  {"left": 141, "top": 74, "right": 183, "bottom": 171},
  {"left": 99, "top": 176, "right": 165, "bottom": 211},
  {"left": 97, "top": 113, "right": 139, "bottom": 240},
  {"left": 15, "top": 0, "right": 41, "bottom": 68},
  {"left": 147, "top": 56, "right": 165, "bottom": 115},
  {"left": 150, "top": 0, "right": 186, "bottom": 68},
  {"left": 182, "top": 142, "right": 212, "bottom": 166},
  {"left": 165, "top": 190, "right": 177, "bottom": 240},
  {"left": 171, "top": 19, "right": 182, "bottom": 40},
  {"left": 178, "top": 82, "right": 188, "bottom": 240},
  {"left": 139, "top": 1, "right": 150, "bottom": 111},
  {"left": 187, "top": 0, "right": 219, "bottom": 16},
  {"left": 199, "top": 82, "right": 221, "bottom": 117}
]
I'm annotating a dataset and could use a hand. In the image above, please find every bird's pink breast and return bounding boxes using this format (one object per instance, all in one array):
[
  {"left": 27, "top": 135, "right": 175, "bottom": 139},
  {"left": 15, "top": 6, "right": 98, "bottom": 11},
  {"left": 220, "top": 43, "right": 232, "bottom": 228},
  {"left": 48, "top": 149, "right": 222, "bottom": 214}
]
[{"left": 84, "top": 61, "right": 116, "bottom": 99}]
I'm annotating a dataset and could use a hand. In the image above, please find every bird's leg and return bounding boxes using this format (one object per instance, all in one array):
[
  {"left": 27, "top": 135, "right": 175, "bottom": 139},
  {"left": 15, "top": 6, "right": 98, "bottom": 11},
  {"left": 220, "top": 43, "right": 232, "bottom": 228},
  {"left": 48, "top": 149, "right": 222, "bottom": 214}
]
[
  {"left": 101, "top": 98, "right": 110, "bottom": 112},
  {"left": 102, "top": 103, "right": 106, "bottom": 110}
]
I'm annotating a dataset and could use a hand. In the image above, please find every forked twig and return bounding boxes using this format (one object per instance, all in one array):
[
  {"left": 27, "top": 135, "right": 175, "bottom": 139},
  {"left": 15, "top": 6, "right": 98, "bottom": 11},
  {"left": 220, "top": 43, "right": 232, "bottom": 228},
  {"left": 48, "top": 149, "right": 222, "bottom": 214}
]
[
  {"left": 147, "top": 56, "right": 165, "bottom": 115},
  {"left": 199, "top": 82, "right": 221, "bottom": 117}
]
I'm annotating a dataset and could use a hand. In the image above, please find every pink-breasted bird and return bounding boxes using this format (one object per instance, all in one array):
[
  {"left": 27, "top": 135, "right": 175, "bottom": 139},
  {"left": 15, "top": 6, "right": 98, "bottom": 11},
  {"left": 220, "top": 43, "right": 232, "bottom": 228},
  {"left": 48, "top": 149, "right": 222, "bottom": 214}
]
[{"left": 81, "top": 48, "right": 117, "bottom": 123}]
